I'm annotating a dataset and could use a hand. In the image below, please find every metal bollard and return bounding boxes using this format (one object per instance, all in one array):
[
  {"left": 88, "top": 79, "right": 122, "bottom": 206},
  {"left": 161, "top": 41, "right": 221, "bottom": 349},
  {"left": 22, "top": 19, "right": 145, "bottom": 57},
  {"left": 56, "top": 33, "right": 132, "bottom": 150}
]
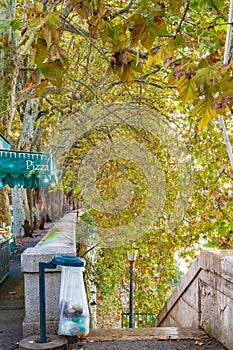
[{"left": 36, "top": 261, "right": 56, "bottom": 343}]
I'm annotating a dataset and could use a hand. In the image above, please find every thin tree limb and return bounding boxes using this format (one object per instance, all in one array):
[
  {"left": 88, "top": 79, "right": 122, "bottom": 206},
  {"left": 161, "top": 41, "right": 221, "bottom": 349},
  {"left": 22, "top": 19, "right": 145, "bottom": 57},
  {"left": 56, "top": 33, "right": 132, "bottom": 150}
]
[
  {"left": 210, "top": 0, "right": 228, "bottom": 21},
  {"left": 110, "top": 0, "right": 135, "bottom": 19},
  {"left": 60, "top": 14, "right": 108, "bottom": 60},
  {"left": 176, "top": 0, "right": 190, "bottom": 35}
]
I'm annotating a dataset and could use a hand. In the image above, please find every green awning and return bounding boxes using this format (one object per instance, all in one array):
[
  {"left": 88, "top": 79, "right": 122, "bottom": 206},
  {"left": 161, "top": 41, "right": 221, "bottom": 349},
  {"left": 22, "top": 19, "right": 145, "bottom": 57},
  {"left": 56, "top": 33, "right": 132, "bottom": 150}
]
[
  {"left": 0, "top": 150, "right": 58, "bottom": 189},
  {"left": 0, "top": 135, "right": 11, "bottom": 150}
]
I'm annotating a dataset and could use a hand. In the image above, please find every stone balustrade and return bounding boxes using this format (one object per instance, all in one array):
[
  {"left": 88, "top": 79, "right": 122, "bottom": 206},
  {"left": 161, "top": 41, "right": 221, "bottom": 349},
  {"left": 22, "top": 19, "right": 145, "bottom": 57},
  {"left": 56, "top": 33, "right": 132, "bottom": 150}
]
[
  {"left": 153, "top": 249, "right": 233, "bottom": 350},
  {"left": 21, "top": 212, "right": 77, "bottom": 337}
]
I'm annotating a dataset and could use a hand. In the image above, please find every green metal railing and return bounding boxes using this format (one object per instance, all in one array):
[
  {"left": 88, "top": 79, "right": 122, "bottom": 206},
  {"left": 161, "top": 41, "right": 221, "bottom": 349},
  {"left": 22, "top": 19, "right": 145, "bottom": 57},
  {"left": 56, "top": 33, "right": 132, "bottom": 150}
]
[{"left": 121, "top": 311, "right": 155, "bottom": 328}]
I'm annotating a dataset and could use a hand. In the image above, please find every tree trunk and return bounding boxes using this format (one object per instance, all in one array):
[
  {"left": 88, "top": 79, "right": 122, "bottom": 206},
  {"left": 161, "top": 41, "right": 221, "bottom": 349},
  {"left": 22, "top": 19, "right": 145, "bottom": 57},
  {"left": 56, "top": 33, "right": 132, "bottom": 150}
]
[
  {"left": 12, "top": 99, "right": 39, "bottom": 236},
  {"left": 12, "top": 187, "right": 29, "bottom": 237},
  {"left": 0, "top": 0, "right": 17, "bottom": 228},
  {"left": 0, "top": 0, "right": 17, "bottom": 134},
  {"left": 0, "top": 190, "right": 11, "bottom": 226}
]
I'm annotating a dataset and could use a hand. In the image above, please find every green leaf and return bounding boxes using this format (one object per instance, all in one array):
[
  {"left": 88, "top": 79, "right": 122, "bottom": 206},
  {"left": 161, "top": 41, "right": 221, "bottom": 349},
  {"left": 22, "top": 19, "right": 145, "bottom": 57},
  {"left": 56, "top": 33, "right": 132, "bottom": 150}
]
[
  {"left": 40, "top": 61, "right": 63, "bottom": 89},
  {"left": 0, "top": 20, "right": 12, "bottom": 30},
  {"left": 29, "top": 17, "right": 45, "bottom": 29},
  {"left": 33, "top": 38, "right": 48, "bottom": 65},
  {"left": 168, "top": 34, "right": 186, "bottom": 50},
  {"left": 150, "top": 15, "right": 167, "bottom": 36},
  {"left": 193, "top": 66, "right": 212, "bottom": 86},
  {"left": 99, "top": 20, "right": 114, "bottom": 44},
  {"left": 218, "top": 79, "right": 233, "bottom": 95},
  {"left": 45, "top": 13, "right": 60, "bottom": 29},
  {"left": 11, "top": 19, "right": 22, "bottom": 31}
]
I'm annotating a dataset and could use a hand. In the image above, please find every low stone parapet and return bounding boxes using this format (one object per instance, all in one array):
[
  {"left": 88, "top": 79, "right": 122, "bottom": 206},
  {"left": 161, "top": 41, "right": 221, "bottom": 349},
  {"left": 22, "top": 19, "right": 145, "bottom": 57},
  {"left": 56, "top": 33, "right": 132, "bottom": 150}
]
[
  {"left": 21, "top": 212, "right": 77, "bottom": 337},
  {"left": 153, "top": 249, "right": 233, "bottom": 350}
]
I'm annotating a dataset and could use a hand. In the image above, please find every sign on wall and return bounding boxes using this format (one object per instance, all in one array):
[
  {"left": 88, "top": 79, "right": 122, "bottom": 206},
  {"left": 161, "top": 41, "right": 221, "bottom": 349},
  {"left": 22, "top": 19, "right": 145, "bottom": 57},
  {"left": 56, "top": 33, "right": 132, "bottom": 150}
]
[{"left": 0, "top": 150, "right": 58, "bottom": 188}]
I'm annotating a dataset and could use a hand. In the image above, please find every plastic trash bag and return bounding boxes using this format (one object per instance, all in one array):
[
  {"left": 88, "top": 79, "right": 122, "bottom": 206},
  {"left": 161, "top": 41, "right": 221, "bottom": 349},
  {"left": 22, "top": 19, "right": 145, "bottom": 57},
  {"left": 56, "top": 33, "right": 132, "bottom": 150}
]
[{"left": 58, "top": 265, "right": 89, "bottom": 337}]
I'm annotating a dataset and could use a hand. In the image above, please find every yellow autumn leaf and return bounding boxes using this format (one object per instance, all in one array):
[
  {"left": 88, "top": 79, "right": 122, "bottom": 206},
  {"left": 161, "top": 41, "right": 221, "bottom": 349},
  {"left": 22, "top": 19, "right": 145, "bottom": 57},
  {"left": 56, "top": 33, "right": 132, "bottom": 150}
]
[
  {"left": 177, "top": 75, "right": 196, "bottom": 104},
  {"left": 119, "top": 64, "right": 135, "bottom": 85},
  {"left": 219, "top": 79, "right": 233, "bottom": 95},
  {"left": 167, "top": 72, "right": 178, "bottom": 86},
  {"left": 36, "top": 79, "right": 49, "bottom": 98},
  {"left": 193, "top": 98, "right": 216, "bottom": 131},
  {"left": 18, "top": 31, "right": 36, "bottom": 56},
  {"left": 130, "top": 14, "right": 146, "bottom": 46},
  {"left": 146, "top": 46, "right": 172, "bottom": 67},
  {"left": 32, "top": 38, "right": 48, "bottom": 65},
  {"left": 193, "top": 66, "right": 213, "bottom": 85},
  {"left": 170, "top": 0, "right": 182, "bottom": 13}
]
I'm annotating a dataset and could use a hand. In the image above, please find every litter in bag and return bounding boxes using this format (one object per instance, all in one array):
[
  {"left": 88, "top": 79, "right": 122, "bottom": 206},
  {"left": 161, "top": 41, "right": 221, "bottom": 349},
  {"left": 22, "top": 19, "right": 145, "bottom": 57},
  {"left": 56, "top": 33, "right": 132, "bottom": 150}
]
[{"left": 58, "top": 265, "right": 89, "bottom": 337}]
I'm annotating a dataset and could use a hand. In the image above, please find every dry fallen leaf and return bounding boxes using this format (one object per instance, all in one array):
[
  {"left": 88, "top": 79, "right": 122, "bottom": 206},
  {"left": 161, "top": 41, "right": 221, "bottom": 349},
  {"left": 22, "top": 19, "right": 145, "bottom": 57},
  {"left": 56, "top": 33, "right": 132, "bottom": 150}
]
[{"left": 195, "top": 340, "right": 204, "bottom": 345}]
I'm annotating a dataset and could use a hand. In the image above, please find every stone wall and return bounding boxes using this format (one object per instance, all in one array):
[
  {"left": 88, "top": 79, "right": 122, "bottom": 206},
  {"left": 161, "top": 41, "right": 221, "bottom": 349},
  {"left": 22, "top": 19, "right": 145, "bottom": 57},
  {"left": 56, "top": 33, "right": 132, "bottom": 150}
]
[
  {"left": 21, "top": 211, "right": 77, "bottom": 337},
  {"left": 153, "top": 249, "right": 233, "bottom": 350}
]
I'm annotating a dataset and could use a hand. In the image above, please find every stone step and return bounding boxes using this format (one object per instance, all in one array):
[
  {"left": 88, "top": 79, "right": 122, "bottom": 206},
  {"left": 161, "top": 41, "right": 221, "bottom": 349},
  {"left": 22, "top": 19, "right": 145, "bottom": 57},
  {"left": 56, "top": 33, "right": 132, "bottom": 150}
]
[{"left": 88, "top": 327, "right": 207, "bottom": 342}]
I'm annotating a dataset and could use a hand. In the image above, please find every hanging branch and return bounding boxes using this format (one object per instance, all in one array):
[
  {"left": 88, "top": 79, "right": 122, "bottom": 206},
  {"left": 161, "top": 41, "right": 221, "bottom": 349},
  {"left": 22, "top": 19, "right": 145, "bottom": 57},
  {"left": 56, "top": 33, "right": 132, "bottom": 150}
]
[
  {"left": 210, "top": 0, "right": 228, "bottom": 21},
  {"left": 175, "top": 0, "right": 191, "bottom": 35}
]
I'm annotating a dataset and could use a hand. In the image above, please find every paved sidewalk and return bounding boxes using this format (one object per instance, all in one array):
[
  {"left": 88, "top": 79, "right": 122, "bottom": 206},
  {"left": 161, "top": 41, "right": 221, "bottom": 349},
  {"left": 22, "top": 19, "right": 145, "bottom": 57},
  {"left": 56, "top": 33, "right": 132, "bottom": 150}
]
[{"left": 0, "top": 229, "right": 49, "bottom": 350}]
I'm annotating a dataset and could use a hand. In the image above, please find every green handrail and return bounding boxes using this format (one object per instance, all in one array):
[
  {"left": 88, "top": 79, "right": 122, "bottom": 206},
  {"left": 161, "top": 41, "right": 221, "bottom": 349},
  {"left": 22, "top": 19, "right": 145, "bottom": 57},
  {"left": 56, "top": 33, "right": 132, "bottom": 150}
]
[{"left": 121, "top": 310, "right": 155, "bottom": 328}]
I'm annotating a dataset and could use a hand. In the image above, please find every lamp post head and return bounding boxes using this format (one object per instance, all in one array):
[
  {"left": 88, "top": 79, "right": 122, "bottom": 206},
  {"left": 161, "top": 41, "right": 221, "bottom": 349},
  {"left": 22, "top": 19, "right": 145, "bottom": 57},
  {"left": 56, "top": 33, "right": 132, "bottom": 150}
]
[{"left": 127, "top": 246, "right": 139, "bottom": 262}]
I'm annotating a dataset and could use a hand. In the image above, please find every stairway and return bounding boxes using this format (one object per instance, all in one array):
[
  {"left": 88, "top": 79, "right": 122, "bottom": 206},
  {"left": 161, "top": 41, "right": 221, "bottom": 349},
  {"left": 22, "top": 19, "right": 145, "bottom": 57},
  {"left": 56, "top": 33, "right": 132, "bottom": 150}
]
[
  {"left": 69, "top": 327, "right": 226, "bottom": 349},
  {"left": 88, "top": 326, "right": 206, "bottom": 341}
]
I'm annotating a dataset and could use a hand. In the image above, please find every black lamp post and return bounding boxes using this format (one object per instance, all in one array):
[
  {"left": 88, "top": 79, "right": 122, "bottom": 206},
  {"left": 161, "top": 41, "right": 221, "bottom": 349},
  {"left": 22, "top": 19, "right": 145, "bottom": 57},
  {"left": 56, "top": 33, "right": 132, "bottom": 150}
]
[{"left": 127, "top": 246, "right": 138, "bottom": 328}]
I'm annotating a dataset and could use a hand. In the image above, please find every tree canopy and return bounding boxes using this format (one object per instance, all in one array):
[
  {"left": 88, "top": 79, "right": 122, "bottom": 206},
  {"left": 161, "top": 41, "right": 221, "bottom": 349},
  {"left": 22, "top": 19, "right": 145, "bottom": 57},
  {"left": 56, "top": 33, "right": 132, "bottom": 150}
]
[
  {"left": 1, "top": 0, "right": 233, "bottom": 327},
  {"left": 9, "top": 0, "right": 232, "bottom": 129}
]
